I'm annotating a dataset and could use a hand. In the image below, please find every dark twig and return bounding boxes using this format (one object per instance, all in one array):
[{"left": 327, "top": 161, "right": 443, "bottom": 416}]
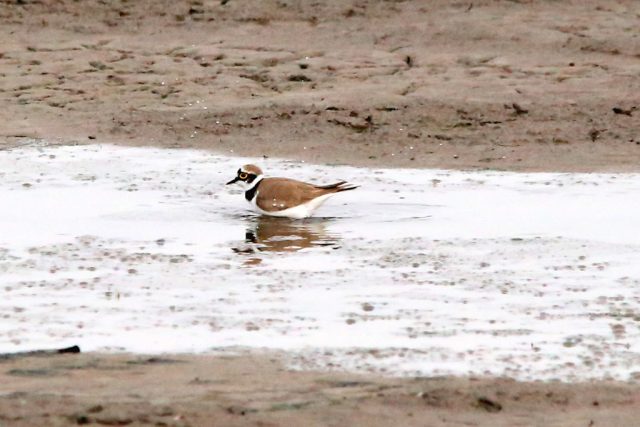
[{"left": 0, "top": 345, "right": 80, "bottom": 361}]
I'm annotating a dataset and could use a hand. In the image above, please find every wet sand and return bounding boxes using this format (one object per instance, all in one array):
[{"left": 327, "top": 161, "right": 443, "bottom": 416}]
[
  {"left": 1, "top": 352, "right": 639, "bottom": 427},
  {"left": 1, "top": 0, "right": 640, "bottom": 171}
]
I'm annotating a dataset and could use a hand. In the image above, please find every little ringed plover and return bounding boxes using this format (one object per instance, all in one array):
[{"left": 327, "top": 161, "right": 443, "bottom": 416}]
[{"left": 226, "top": 164, "right": 357, "bottom": 219}]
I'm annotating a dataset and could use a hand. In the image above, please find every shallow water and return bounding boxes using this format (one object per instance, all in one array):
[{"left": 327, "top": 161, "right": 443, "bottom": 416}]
[{"left": 1, "top": 144, "right": 639, "bottom": 381}]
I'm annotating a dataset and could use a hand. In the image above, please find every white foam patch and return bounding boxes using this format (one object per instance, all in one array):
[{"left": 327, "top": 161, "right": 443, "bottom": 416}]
[{"left": 1, "top": 143, "right": 639, "bottom": 381}]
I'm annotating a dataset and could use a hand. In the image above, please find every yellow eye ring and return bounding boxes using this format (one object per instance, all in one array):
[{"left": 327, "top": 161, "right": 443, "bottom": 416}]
[{"left": 239, "top": 172, "right": 248, "bottom": 179}]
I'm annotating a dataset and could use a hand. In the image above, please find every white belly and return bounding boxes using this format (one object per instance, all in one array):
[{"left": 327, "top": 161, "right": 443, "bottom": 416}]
[{"left": 250, "top": 193, "right": 334, "bottom": 219}]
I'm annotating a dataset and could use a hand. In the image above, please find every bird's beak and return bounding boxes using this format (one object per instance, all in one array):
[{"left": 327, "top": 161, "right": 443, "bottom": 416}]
[{"left": 226, "top": 177, "right": 239, "bottom": 185}]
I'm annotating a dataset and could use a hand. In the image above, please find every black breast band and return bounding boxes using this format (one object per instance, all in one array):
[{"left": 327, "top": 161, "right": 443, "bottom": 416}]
[{"left": 245, "top": 179, "right": 262, "bottom": 202}]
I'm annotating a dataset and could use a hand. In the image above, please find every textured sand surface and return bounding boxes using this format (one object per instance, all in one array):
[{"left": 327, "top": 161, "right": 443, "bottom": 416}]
[
  {"left": 1, "top": 0, "right": 639, "bottom": 171},
  {"left": 1, "top": 353, "right": 640, "bottom": 427}
]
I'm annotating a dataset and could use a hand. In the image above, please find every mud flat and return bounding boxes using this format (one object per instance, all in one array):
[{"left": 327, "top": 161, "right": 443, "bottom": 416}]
[
  {"left": 1, "top": 0, "right": 640, "bottom": 171},
  {"left": 1, "top": 353, "right": 639, "bottom": 427}
]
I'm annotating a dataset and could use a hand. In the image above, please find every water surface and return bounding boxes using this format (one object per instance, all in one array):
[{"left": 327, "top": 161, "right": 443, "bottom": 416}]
[{"left": 1, "top": 144, "right": 639, "bottom": 381}]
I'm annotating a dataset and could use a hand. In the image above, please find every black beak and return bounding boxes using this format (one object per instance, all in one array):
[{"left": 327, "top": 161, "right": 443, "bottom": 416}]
[{"left": 226, "top": 177, "right": 240, "bottom": 185}]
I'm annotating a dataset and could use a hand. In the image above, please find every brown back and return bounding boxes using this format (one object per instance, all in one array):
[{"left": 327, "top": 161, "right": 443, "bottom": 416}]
[{"left": 256, "top": 178, "right": 341, "bottom": 212}]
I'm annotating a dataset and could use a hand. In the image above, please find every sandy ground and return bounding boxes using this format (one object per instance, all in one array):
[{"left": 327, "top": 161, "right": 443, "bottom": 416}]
[
  {"left": 2, "top": 1, "right": 640, "bottom": 425},
  {"left": 1, "top": 352, "right": 640, "bottom": 427},
  {"left": 1, "top": 0, "right": 639, "bottom": 171}
]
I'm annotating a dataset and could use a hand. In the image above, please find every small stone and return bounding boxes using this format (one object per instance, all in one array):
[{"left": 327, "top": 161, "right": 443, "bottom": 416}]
[{"left": 362, "top": 303, "right": 374, "bottom": 312}]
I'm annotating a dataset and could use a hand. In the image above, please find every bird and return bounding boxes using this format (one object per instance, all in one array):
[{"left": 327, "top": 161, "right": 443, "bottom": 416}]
[{"left": 226, "top": 164, "right": 357, "bottom": 219}]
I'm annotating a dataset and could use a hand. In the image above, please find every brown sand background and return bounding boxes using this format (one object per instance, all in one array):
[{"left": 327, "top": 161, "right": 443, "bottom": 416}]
[
  {"left": 2, "top": 352, "right": 640, "bottom": 427},
  {"left": 1, "top": 1, "right": 640, "bottom": 425},
  {"left": 1, "top": 0, "right": 639, "bottom": 171}
]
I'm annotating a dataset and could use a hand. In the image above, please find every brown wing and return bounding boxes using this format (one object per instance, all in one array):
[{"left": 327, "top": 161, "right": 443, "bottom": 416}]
[{"left": 256, "top": 178, "right": 331, "bottom": 212}]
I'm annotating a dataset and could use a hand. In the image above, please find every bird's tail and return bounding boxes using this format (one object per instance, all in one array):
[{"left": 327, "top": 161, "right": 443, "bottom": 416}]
[{"left": 315, "top": 181, "right": 359, "bottom": 192}]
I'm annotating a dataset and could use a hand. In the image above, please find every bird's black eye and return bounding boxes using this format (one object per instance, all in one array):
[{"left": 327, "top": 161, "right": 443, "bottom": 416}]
[{"left": 239, "top": 172, "right": 248, "bottom": 180}]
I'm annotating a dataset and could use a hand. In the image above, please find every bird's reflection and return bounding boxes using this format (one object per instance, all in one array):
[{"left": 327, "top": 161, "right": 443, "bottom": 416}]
[{"left": 232, "top": 216, "right": 340, "bottom": 265}]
